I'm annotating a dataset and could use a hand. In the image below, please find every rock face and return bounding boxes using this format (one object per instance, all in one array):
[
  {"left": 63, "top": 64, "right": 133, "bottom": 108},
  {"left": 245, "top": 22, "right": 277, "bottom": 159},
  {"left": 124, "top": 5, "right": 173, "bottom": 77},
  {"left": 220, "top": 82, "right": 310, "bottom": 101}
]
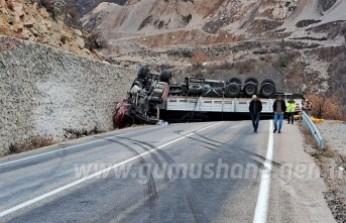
[
  {"left": 0, "top": 35, "right": 136, "bottom": 156},
  {"left": 0, "top": 0, "right": 94, "bottom": 59},
  {"left": 79, "top": 0, "right": 346, "bottom": 71},
  {"left": 66, "top": 0, "right": 128, "bottom": 18}
]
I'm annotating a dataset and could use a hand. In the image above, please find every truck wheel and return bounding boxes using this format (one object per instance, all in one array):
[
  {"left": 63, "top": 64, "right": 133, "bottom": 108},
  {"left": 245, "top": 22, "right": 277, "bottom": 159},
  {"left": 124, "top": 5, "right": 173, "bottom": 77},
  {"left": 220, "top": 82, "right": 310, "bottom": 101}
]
[
  {"left": 244, "top": 78, "right": 258, "bottom": 96},
  {"left": 160, "top": 70, "right": 172, "bottom": 83},
  {"left": 244, "top": 84, "right": 257, "bottom": 96},
  {"left": 225, "top": 83, "right": 241, "bottom": 97},
  {"left": 225, "top": 77, "right": 241, "bottom": 97},
  {"left": 188, "top": 85, "right": 203, "bottom": 96},
  {"left": 137, "top": 65, "right": 149, "bottom": 79},
  {"left": 260, "top": 79, "right": 276, "bottom": 97}
]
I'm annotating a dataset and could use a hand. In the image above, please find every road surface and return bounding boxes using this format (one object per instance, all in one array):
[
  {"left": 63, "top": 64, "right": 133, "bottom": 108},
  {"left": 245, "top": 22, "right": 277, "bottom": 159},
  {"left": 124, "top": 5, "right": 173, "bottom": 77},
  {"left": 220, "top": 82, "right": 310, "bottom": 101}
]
[{"left": 0, "top": 121, "right": 335, "bottom": 222}]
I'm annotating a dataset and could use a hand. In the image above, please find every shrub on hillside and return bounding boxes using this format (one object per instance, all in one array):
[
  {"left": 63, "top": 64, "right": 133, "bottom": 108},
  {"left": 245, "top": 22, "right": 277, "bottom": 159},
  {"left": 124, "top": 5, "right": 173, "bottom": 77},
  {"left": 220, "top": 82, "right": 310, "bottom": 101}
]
[
  {"left": 37, "top": 0, "right": 65, "bottom": 19},
  {"left": 182, "top": 14, "right": 192, "bottom": 24},
  {"left": 8, "top": 137, "right": 54, "bottom": 155},
  {"left": 37, "top": 0, "right": 81, "bottom": 28},
  {"left": 85, "top": 33, "right": 106, "bottom": 50},
  {"left": 306, "top": 93, "right": 345, "bottom": 120},
  {"left": 6, "top": 0, "right": 14, "bottom": 11},
  {"left": 191, "top": 51, "right": 208, "bottom": 63},
  {"left": 326, "top": 47, "right": 346, "bottom": 120}
]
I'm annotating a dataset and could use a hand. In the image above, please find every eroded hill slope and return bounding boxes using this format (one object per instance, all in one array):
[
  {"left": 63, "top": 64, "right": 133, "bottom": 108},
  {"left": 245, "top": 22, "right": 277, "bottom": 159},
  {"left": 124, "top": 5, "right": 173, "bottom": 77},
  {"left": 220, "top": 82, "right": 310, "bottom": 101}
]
[{"left": 0, "top": 0, "right": 92, "bottom": 58}]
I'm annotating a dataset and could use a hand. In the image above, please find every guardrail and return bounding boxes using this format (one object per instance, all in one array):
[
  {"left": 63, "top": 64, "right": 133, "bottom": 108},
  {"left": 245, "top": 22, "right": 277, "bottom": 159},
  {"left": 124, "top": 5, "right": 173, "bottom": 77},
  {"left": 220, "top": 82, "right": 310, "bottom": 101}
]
[{"left": 301, "top": 111, "right": 326, "bottom": 150}]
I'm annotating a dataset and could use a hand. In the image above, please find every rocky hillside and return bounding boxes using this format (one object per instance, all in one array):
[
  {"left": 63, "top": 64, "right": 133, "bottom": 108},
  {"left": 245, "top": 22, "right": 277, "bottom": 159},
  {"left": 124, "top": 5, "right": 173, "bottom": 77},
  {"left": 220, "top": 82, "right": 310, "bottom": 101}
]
[
  {"left": 3, "top": 1, "right": 345, "bottom": 108},
  {"left": 80, "top": 0, "right": 346, "bottom": 62},
  {"left": 1, "top": 0, "right": 345, "bottom": 114},
  {"left": 0, "top": 0, "right": 92, "bottom": 58},
  {"left": 66, "top": 0, "right": 128, "bottom": 18}
]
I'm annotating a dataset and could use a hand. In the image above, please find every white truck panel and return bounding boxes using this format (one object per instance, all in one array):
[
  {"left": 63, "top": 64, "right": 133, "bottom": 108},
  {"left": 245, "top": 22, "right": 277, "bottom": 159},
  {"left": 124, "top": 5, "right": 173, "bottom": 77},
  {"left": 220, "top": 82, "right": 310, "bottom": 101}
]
[{"left": 166, "top": 96, "right": 302, "bottom": 113}]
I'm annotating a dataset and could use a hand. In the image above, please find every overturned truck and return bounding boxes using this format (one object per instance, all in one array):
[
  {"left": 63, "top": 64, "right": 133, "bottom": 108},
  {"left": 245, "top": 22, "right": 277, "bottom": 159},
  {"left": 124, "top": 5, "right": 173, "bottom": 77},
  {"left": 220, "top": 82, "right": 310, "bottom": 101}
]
[
  {"left": 113, "top": 66, "right": 301, "bottom": 127},
  {"left": 113, "top": 66, "right": 171, "bottom": 128}
]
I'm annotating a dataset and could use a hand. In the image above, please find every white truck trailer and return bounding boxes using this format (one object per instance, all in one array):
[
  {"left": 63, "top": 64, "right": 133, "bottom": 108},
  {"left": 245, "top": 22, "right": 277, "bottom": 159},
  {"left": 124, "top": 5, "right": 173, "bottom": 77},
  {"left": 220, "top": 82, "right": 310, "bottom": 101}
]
[{"left": 164, "top": 96, "right": 302, "bottom": 114}]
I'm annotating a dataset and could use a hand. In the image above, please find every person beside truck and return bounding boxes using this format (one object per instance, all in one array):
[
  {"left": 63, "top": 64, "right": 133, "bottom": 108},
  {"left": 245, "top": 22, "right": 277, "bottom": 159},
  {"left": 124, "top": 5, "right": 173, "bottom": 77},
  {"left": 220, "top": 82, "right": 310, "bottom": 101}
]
[
  {"left": 249, "top": 95, "right": 262, "bottom": 133},
  {"left": 286, "top": 98, "right": 297, "bottom": 124},
  {"left": 273, "top": 95, "right": 287, "bottom": 133}
]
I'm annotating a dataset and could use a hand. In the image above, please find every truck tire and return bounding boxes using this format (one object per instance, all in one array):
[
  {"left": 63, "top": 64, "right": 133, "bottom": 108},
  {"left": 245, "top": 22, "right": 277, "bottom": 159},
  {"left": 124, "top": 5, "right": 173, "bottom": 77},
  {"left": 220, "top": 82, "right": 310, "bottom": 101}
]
[
  {"left": 225, "top": 77, "right": 241, "bottom": 97},
  {"left": 225, "top": 83, "right": 241, "bottom": 97},
  {"left": 137, "top": 65, "right": 149, "bottom": 79},
  {"left": 160, "top": 70, "right": 172, "bottom": 83},
  {"left": 260, "top": 79, "right": 276, "bottom": 97},
  {"left": 188, "top": 85, "right": 203, "bottom": 96},
  {"left": 244, "top": 77, "right": 258, "bottom": 96}
]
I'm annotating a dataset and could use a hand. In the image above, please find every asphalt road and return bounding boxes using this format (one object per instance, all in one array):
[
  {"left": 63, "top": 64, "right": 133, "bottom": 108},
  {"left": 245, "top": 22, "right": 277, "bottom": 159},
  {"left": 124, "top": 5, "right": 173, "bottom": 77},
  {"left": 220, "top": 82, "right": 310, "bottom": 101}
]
[{"left": 0, "top": 121, "right": 335, "bottom": 223}]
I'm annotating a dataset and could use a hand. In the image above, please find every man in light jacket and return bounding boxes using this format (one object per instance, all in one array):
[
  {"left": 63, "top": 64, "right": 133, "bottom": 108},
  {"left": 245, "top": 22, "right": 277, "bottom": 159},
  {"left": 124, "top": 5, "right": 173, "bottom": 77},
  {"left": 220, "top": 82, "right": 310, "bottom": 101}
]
[
  {"left": 249, "top": 95, "right": 262, "bottom": 133},
  {"left": 273, "top": 95, "right": 287, "bottom": 133}
]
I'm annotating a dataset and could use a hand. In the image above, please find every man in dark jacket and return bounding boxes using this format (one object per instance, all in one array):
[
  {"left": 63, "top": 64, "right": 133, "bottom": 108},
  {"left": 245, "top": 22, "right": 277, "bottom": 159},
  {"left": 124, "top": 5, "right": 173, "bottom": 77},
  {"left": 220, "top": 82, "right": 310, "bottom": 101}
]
[
  {"left": 273, "top": 95, "right": 287, "bottom": 133},
  {"left": 249, "top": 95, "right": 262, "bottom": 133}
]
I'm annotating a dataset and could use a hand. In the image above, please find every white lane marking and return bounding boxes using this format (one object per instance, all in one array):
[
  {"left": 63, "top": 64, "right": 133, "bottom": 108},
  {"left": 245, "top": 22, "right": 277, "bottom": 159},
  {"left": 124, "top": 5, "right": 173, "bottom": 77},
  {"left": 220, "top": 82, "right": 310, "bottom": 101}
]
[
  {"left": 0, "top": 139, "right": 105, "bottom": 167},
  {"left": 253, "top": 120, "right": 274, "bottom": 223},
  {"left": 0, "top": 121, "right": 226, "bottom": 218},
  {"left": 0, "top": 126, "right": 164, "bottom": 167}
]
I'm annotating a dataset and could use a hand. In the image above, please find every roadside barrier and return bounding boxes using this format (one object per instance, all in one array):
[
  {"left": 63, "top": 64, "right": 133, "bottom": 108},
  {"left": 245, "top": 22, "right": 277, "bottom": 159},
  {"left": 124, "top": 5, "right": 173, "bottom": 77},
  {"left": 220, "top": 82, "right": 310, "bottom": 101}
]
[{"left": 301, "top": 111, "right": 326, "bottom": 150}]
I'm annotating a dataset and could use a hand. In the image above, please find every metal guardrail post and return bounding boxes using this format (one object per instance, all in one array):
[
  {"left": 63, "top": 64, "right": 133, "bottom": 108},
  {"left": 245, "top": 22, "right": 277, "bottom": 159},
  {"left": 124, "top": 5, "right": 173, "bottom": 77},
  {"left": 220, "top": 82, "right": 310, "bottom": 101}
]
[{"left": 301, "top": 111, "right": 326, "bottom": 150}]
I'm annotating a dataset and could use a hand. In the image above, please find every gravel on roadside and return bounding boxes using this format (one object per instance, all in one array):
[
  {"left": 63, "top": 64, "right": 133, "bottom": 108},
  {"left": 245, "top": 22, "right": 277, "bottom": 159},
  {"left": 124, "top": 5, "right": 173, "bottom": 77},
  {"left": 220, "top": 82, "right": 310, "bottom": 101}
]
[
  {"left": 316, "top": 120, "right": 346, "bottom": 155},
  {"left": 313, "top": 120, "right": 346, "bottom": 223}
]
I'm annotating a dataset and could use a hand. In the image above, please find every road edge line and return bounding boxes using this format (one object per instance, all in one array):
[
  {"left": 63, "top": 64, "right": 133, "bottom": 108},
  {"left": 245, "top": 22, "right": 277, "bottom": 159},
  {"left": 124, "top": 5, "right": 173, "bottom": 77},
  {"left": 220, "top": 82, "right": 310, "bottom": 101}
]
[
  {"left": 0, "top": 126, "right": 163, "bottom": 167},
  {"left": 253, "top": 120, "right": 274, "bottom": 223}
]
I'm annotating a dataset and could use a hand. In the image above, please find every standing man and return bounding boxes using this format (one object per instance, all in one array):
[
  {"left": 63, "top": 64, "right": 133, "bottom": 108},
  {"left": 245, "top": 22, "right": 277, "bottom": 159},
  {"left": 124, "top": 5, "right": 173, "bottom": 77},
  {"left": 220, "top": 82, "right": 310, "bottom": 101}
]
[
  {"left": 286, "top": 98, "right": 297, "bottom": 124},
  {"left": 273, "top": 95, "right": 286, "bottom": 133},
  {"left": 249, "top": 95, "right": 262, "bottom": 133}
]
